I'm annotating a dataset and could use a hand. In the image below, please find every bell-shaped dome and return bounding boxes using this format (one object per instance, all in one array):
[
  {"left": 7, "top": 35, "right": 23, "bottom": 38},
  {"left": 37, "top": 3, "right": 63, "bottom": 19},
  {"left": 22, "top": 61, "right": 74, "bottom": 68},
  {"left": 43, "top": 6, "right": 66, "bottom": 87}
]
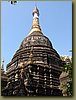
[{"left": 20, "top": 31, "right": 53, "bottom": 49}]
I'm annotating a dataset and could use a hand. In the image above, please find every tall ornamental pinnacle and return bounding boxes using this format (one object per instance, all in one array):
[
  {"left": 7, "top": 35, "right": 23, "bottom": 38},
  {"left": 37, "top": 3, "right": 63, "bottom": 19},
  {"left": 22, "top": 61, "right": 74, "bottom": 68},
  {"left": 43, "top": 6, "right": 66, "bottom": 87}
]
[
  {"left": 1, "top": 59, "right": 4, "bottom": 70},
  {"left": 29, "top": 6, "right": 42, "bottom": 35}
]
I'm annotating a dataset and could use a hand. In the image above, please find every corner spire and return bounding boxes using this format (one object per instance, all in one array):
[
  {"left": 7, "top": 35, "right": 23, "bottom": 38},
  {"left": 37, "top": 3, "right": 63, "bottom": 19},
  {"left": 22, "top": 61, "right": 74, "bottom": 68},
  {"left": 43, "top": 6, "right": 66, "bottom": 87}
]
[
  {"left": 1, "top": 58, "right": 4, "bottom": 69},
  {"left": 28, "top": 6, "right": 42, "bottom": 35},
  {"left": 1, "top": 58, "right": 5, "bottom": 74}
]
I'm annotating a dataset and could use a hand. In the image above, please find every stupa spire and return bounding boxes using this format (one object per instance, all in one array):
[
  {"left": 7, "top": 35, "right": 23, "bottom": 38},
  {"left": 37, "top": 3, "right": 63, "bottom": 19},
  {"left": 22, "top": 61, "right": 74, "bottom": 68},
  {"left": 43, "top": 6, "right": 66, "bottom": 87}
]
[{"left": 29, "top": 6, "right": 42, "bottom": 35}]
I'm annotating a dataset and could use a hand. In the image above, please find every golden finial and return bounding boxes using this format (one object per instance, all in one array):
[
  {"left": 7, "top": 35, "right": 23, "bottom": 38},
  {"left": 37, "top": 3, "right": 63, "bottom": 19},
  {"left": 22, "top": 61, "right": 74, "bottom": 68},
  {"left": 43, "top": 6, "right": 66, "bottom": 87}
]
[
  {"left": 32, "top": 2, "right": 39, "bottom": 16},
  {"left": 28, "top": 4, "right": 42, "bottom": 35}
]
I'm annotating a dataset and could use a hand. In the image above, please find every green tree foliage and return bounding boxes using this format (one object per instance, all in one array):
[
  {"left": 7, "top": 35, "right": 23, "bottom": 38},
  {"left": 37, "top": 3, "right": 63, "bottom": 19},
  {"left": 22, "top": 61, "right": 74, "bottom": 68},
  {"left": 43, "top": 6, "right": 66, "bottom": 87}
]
[
  {"left": 63, "top": 62, "right": 72, "bottom": 96},
  {"left": 66, "top": 63, "right": 72, "bottom": 96}
]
